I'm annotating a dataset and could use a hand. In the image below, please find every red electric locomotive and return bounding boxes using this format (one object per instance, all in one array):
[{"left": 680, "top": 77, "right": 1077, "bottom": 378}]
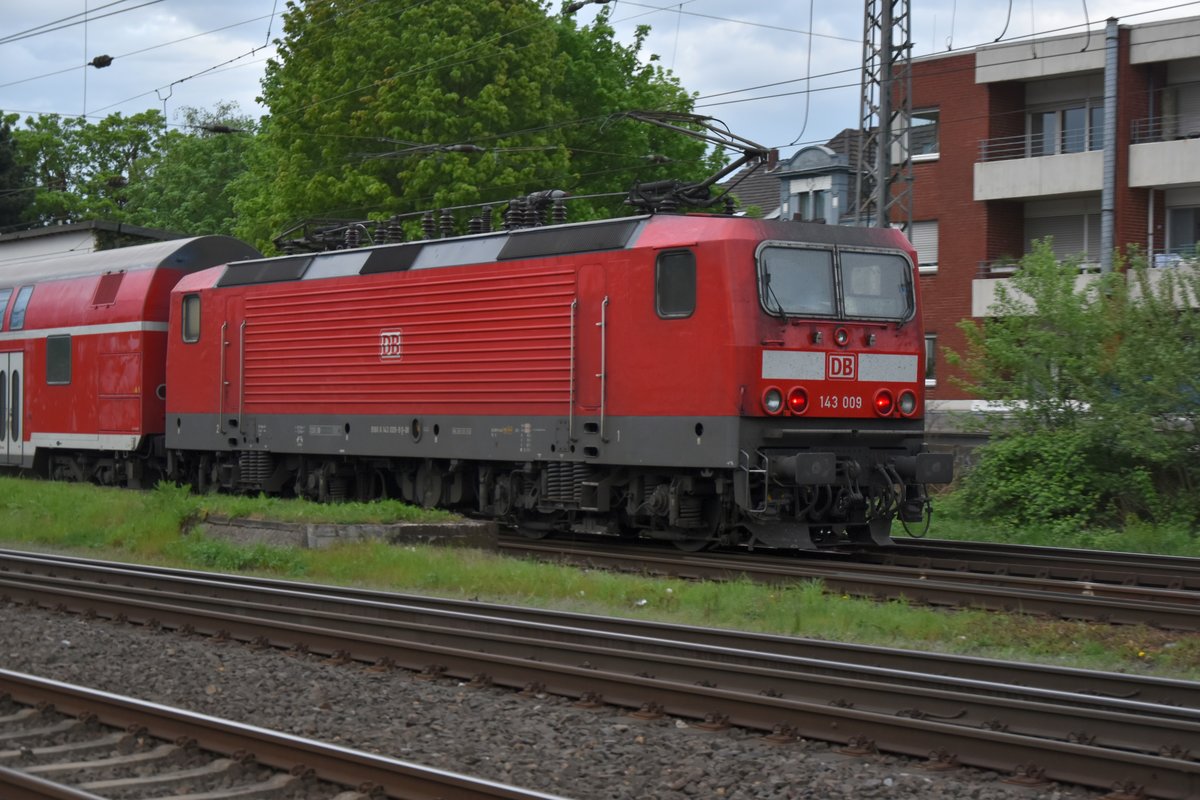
[
  {"left": 0, "top": 236, "right": 260, "bottom": 481},
  {"left": 164, "top": 213, "right": 952, "bottom": 549}
]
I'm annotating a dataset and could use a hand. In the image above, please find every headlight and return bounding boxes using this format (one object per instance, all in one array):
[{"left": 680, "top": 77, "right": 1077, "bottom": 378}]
[
  {"left": 762, "top": 387, "right": 784, "bottom": 415},
  {"left": 898, "top": 390, "right": 918, "bottom": 416}
]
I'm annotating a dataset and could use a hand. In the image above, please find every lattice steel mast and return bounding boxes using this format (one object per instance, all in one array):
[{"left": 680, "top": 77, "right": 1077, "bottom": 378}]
[{"left": 856, "top": 0, "right": 913, "bottom": 230}]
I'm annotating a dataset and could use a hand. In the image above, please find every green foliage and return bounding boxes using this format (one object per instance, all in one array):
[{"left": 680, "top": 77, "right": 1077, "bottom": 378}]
[
  {"left": 3, "top": 475, "right": 1199, "bottom": 678},
  {"left": 164, "top": 536, "right": 308, "bottom": 576},
  {"left": 0, "top": 113, "right": 32, "bottom": 227},
  {"left": 12, "top": 111, "right": 168, "bottom": 225},
  {"left": 123, "top": 104, "right": 257, "bottom": 236},
  {"left": 949, "top": 242, "right": 1200, "bottom": 529},
  {"left": 231, "top": 0, "right": 721, "bottom": 250}
]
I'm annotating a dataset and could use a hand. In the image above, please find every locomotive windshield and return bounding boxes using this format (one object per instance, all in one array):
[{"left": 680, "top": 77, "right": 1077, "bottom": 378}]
[{"left": 758, "top": 244, "right": 913, "bottom": 321}]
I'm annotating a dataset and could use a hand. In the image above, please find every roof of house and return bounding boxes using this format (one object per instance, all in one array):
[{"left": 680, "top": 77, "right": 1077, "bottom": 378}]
[{"left": 0, "top": 219, "right": 181, "bottom": 245}]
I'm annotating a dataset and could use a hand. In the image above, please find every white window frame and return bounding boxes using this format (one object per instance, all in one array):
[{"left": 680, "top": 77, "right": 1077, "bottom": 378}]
[
  {"left": 925, "top": 333, "right": 937, "bottom": 388},
  {"left": 909, "top": 220, "right": 939, "bottom": 275}
]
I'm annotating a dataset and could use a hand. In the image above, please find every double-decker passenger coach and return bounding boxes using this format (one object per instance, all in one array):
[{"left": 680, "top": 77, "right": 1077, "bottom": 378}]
[{"left": 0, "top": 237, "right": 260, "bottom": 482}]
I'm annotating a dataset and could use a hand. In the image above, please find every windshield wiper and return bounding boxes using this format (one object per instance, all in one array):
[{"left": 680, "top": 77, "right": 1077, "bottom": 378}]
[{"left": 762, "top": 271, "right": 787, "bottom": 316}]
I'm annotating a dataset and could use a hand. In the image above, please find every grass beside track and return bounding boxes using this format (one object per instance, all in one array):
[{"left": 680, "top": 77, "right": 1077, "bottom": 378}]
[{"left": 1, "top": 475, "right": 1197, "bottom": 681}]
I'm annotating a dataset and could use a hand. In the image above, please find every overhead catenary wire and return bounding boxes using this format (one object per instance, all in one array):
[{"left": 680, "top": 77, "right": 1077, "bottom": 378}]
[{"left": 5, "top": 1, "right": 1200, "bottom": 166}]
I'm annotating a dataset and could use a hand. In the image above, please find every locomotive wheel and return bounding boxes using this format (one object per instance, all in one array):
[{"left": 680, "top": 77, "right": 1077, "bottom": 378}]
[
  {"left": 669, "top": 529, "right": 717, "bottom": 552},
  {"left": 514, "top": 511, "right": 557, "bottom": 540},
  {"left": 413, "top": 461, "right": 443, "bottom": 509},
  {"left": 667, "top": 498, "right": 722, "bottom": 552}
]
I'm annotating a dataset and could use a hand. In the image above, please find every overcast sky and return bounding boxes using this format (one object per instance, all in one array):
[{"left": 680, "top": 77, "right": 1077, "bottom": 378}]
[{"left": 3, "top": 0, "right": 1199, "bottom": 158}]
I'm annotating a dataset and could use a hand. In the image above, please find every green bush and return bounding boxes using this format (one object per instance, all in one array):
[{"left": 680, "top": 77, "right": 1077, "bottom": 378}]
[{"left": 950, "top": 243, "right": 1200, "bottom": 530}]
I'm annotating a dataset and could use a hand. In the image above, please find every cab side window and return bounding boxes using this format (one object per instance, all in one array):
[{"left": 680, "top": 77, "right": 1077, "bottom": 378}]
[
  {"left": 656, "top": 249, "right": 696, "bottom": 319},
  {"left": 182, "top": 294, "right": 201, "bottom": 343}
]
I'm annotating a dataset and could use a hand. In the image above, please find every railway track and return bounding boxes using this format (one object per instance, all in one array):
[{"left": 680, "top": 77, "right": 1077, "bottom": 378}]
[
  {"left": 497, "top": 535, "right": 1200, "bottom": 630},
  {"left": 1, "top": 550, "right": 1197, "bottom": 798},
  {"left": 885, "top": 537, "right": 1200, "bottom": 589},
  {"left": 0, "top": 669, "right": 566, "bottom": 800}
]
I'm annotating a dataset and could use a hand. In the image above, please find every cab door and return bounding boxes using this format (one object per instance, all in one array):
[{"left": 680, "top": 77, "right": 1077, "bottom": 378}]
[
  {"left": 219, "top": 298, "right": 245, "bottom": 439},
  {"left": 1, "top": 352, "right": 24, "bottom": 466}
]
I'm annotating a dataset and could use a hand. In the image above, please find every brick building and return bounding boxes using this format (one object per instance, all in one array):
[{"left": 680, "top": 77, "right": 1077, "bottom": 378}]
[{"left": 907, "top": 14, "right": 1200, "bottom": 415}]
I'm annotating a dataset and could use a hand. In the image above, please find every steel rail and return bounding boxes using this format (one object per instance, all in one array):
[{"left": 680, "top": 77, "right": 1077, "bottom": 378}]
[
  {"left": 500, "top": 538, "right": 1200, "bottom": 630},
  {"left": 1, "top": 558, "right": 1198, "bottom": 796},
  {"left": 0, "top": 670, "right": 568, "bottom": 800},
  {"left": 0, "top": 766, "right": 108, "bottom": 800},
  {"left": 887, "top": 537, "right": 1200, "bottom": 589},
  {"left": 2, "top": 548, "right": 1197, "bottom": 707},
  {"left": 5, "top": 568, "right": 1198, "bottom": 746}
]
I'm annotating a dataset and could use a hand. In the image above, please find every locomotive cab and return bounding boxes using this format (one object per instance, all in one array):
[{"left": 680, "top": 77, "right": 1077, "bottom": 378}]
[{"left": 733, "top": 222, "right": 953, "bottom": 548}]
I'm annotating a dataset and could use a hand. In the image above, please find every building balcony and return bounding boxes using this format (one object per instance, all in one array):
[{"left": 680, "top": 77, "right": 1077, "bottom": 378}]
[
  {"left": 971, "top": 256, "right": 1200, "bottom": 316},
  {"left": 971, "top": 259, "right": 1100, "bottom": 317},
  {"left": 1129, "top": 115, "right": 1200, "bottom": 188},
  {"left": 974, "top": 134, "right": 1102, "bottom": 201}
]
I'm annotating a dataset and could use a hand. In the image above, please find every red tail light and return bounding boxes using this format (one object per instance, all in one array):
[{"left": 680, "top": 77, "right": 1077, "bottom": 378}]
[
  {"left": 787, "top": 387, "right": 809, "bottom": 414},
  {"left": 873, "top": 389, "right": 895, "bottom": 416}
]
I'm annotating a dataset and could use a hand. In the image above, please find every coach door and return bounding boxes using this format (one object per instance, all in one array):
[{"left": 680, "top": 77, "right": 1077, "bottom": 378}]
[{"left": 1, "top": 352, "right": 23, "bottom": 466}]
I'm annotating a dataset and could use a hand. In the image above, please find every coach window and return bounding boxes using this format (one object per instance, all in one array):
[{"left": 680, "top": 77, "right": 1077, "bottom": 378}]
[
  {"left": 656, "top": 249, "right": 696, "bottom": 318},
  {"left": 9, "top": 286, "right": 33, "bottom": 331},
  {"left": 46, "top": 335, "right": 71, "bottom": 385},
  {"left": 182, "top": 294, "right": 201, "bottom": 342},
  {"left": 0, "top": 288, "right": 12, "bottom": 330}
]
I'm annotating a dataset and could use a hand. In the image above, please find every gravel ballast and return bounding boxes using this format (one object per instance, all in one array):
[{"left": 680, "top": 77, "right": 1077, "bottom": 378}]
[{"left": 0, "top": 602, "right": 1104, "bottom": 800}]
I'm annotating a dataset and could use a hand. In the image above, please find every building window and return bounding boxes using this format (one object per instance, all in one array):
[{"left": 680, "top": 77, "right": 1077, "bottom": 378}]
[
  {"left": 1167, "top": 207, "right": 1200, "bottom": 258},
  {"left": 9, "top": 286, "right": 33, "bottom": 331},
  {"left": 790, "top": 190, "right": 828, "bottom": 222},
  {"left": 925, "top": 334, "right": 937, "bottom": 386},
  {"left": 909, "top": 220, "right": 939, "bottom": 274},
  {"left": 182, "top": 294, "right": 201, "bottom": 342},
  {"left": 1025, "top": 213, "right": 1100, "bottom": 264},
  {"left": 655, "top": 250, "right": 696, "bottom": 318},
  {"left": 910, "top": 109, "right": 939, "bottom": 159},
  {"left": 1029, "top": 102, "right": 1103, "bottom": 156},
  {"left": 46, "top": 335, "right": 71, "bottom": 385}
]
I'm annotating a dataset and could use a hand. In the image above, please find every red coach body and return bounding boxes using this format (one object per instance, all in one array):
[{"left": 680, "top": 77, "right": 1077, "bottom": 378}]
[{"left": 0, "top": 237, "right": 260, "bottom": 481}]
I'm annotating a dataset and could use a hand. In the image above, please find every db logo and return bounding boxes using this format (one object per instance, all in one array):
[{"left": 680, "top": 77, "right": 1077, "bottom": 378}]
[
  {"left": 379, "top": 329, "right": 403, "bottom": 360},
  {"left": 827, "top": 353, "right": 856, "bottom": 381}
]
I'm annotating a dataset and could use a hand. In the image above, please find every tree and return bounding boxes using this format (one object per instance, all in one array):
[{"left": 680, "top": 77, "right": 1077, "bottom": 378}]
[
  {"left": 231, "top": 0, "right": 722, "bottom": 251},
  {"left": 124, "top": 104, "right": 257, "bottom": 236},
  {"left": 949, "top": 242, "right": 1200, "bottom": 529},
  {"left": 0, "top": 113, "right": 32, "bottom": 229},
  {"left": 13, "top": 111, "right": 167, "bottom": 225}
]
